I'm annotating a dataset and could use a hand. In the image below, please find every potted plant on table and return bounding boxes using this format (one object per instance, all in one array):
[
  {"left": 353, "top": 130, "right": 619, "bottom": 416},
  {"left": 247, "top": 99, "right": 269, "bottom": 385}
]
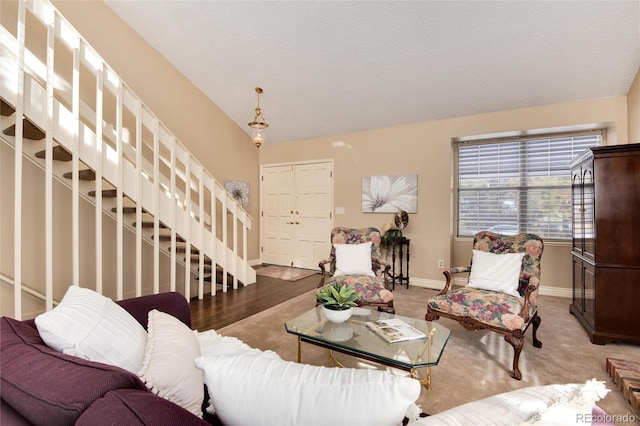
[{"left": 316, "top": 282, "right": 358, "bottom": 323}]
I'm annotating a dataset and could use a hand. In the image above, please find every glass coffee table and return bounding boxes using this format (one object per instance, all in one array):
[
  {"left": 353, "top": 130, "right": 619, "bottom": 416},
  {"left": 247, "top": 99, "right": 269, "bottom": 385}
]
[{"left": 285, "top": 307, "right": 450, "bottom": 389}]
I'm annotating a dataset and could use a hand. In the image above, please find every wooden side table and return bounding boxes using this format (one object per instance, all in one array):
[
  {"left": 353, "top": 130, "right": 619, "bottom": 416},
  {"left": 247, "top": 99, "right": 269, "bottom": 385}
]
[{"left": 390, "top": 238, "right": 410, "bottom": 290}]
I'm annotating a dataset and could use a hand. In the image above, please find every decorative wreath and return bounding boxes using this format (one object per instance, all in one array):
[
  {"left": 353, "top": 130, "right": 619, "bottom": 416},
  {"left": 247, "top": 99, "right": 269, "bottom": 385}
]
[{"left": 394, "top": 210, "right": 409, "bottom": 230}]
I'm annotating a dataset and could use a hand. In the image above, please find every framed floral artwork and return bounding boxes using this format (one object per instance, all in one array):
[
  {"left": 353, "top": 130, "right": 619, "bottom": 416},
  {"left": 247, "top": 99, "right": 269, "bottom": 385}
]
[
  {"left": 224, "top": 180, "right": 249, "bottom": 210},
  {"left": 362, "top": 174, "right": 417, "bottom": 213}
]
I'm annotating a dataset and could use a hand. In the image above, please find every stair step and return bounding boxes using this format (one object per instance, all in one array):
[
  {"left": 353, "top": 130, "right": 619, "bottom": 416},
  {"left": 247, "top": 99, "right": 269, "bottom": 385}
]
[
  {"left": 3, "top": 118, "right": 45, "bottom": 140},
  {"left": 176, "top": 246, "right": 198, "bottom": 254},
  {"left": 186, "top": 255, "right": 212, "bottom": 264},
  {"left": 35, "top": 145, "right": 72, "bottom": 161},
  {"left": 63, "top": 169, "right": 96, "bottom": 181},
  {"left": 1, "top": 99, "right": 15, "bottom": 116},
  {"left": 133, "top": 221, "right": 168, "bottom": 229},
  {"left": 88, "top": 189, "right": 118, "bottom": 198},
  {"left": 152, "top": 234, "right": 185, "bottom": 243},
  {"left": 111, "top": 207, "right": 146, "bottom": 214}
]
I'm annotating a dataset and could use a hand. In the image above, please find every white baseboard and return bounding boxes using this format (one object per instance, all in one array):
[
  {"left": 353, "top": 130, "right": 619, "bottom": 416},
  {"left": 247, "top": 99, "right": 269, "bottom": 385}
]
[{"left": 406, "top": 277, "right": 572, "bottom": 298}]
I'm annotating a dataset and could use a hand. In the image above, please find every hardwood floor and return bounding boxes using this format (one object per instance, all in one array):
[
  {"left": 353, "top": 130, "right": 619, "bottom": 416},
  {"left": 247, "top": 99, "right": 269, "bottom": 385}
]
[{"left": 189, "top": 270, "right": 320, "bottom": 331}]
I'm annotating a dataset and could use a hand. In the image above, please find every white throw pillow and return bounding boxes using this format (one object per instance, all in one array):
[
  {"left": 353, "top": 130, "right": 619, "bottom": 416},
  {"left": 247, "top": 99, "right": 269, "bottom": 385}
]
[
  {"left": 138, "top": 310, "right": 204, "bottom": 418},
  {"left": 467, "top": 250, "right": 525, "bottom": 297},
  {"left": 197, "top": 329, "right": 281, "bottom": 415},
  {"left": 35, "top": 285, "right": 147, "bottom": 373},
  {"left": 195, "top": 352, "right": 421, "bottom": 426},
  {"left": 197, "top": 328, "right": 278, "bottom": 358},
  {"left": 412, "top": 380, "right": 609, "bottom": 426},
  {"left": 333, "top": 241, "right": 375, "bottom": 277},
  {"left": 527, "top": 379, "right": 610, "bottom": 425}
]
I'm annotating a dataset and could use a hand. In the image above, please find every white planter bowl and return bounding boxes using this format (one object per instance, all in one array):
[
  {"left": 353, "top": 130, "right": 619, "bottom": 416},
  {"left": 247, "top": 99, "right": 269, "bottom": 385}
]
[
  {"left": 322, "top": 305, "right": 353, "bottom": 324},
  {"left": 322, "top": 322, "right": 354, "bottom": 342}
]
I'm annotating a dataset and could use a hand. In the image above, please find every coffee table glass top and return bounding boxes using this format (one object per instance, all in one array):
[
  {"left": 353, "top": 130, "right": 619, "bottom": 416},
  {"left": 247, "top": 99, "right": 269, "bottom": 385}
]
[{"left": 285, "top": 307, "right": 450, "bottom": 370}]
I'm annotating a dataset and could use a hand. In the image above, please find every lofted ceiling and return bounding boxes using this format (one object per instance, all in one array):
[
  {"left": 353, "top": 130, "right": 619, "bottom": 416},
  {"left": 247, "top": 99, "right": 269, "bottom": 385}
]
[{"left": 103, "top": 0, "right": 640, "bottom": 145}]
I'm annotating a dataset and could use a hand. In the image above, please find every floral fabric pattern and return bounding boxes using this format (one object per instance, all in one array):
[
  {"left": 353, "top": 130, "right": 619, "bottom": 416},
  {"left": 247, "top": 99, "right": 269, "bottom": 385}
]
[
  {"left": 323, "top": 275, "right": 394, "bottom": 304},
  {"left": 427, "top": 287, "right": 526, "bottom": 330},
  {"left": 318, "top": 227, "right": 394, "bottom": 307},
  {"left": 429, "top": 231, "right": 543, "bottom": 331}
]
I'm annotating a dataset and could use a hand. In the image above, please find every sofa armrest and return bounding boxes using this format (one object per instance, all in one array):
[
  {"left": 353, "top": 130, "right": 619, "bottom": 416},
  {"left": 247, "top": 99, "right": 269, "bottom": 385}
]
[{"left": 116, "top": 292, "right": 191, "bottom": 330}]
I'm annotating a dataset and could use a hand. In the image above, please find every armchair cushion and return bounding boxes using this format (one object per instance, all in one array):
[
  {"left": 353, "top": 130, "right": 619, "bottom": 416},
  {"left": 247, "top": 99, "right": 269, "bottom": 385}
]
[
  {"left": 427, "top": 287, "right": 526, "bottom": 330},
  {"left": 325, "top": 274, "right": 394, "bottom": 304},
  {"left": 467, "top": 250, "right": 525, "bottom": 297},
  {"left": 333, "top": 241, "right": 375, "bottom": 277}
]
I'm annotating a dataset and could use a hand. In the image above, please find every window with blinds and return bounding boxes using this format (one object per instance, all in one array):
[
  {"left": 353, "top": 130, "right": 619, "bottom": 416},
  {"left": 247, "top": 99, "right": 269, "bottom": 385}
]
[{"left": 456, "top": 132, "right": 601, "bottom": 240}]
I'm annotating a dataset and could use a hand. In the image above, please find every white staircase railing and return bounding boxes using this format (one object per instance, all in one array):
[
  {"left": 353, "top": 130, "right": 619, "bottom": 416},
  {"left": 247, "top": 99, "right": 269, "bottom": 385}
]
[{"left": 0, "top": 0, "right": 255, "bottom": 320}]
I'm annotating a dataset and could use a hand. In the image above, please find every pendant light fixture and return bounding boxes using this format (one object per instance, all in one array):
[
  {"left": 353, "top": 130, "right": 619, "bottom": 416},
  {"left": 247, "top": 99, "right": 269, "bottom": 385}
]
[{"left": 248, "top": 87, "right": 268, "bottom": 147}]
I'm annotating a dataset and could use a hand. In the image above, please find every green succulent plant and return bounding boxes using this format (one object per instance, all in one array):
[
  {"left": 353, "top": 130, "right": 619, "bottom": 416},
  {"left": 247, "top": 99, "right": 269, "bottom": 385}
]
[{"left": 316, "top": 282, "right": 358, "bottom": 310}]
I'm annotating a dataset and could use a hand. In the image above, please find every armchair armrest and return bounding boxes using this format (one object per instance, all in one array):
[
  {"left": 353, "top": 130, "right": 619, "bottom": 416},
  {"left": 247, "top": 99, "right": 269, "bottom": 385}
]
[
  {"left": 438, "top": 266, "right": 472, "bottom": 296},
  {"left": 518, "top": 276, "right": 540, "bottom": 320},
  {"left": 318, "top": 259, "right": 332, "bottom": 287}
]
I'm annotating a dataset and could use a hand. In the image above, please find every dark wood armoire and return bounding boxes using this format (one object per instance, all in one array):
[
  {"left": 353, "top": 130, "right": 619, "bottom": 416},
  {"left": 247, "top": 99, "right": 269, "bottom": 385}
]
[{"left": 570, "top": 143, "right": 640, "bottom": 345}]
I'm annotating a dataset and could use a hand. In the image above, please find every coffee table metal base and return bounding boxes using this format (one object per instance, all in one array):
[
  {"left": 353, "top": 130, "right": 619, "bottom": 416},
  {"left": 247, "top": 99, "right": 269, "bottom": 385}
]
[{"left": 296, "top": 336, "right": 434, "bottom": 390}]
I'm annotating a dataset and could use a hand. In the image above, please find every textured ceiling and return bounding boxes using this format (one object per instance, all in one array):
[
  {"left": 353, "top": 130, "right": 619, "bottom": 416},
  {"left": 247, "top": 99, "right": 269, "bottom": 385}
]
[{"left": 104, "top": 1, "right": 640, "bottom": 144}]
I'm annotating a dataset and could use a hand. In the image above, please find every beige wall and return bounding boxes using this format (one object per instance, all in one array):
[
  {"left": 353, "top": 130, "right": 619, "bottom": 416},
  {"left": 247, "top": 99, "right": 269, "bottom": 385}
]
[
  {"left": 52, "top": 0, "right": 261, "bottom": 259},
  {"left": 261, "top": 96, "right": 629, "bottom": 293},
  {"left": 627, "top": 67, "right": 640, "bottom": 143},
  {"left": 18, "top": 0, "right": 637, "bottom": 292}
]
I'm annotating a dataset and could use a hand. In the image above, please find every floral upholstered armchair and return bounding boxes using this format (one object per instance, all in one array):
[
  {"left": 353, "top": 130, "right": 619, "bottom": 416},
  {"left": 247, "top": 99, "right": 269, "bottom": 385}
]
[
  {"left": 425, "top": 231, "right": 544, "bottom": 380},
  {"left": 318, "top": 227, "right": 395, "bottom": 314}
]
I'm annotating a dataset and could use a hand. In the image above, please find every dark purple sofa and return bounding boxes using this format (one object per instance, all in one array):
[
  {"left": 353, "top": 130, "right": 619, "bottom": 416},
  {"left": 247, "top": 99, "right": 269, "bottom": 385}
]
[{"left": 0, "top": 292, "right": 212, "bottom": 426}]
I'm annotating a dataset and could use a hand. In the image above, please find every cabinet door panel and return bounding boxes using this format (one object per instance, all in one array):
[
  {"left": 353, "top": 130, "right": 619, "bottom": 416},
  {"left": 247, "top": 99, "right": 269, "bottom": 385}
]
[
  {"left": 572, "top": 256, "right": 583, "bottom": 310},
  {"left": 594, "top": 156, "right": 640, "bottom": 266},
  {"left": 582, "top": 166, "right": 595, "bottom": 261},
  {"left": 595, "top": 267, "right": 640, "bottom": 338},
  {"left": 582, "top": 262, "right": 595, "bottom": 328},
  {"left": 571, "top": 168, "right": 583, "bottom": 255}
]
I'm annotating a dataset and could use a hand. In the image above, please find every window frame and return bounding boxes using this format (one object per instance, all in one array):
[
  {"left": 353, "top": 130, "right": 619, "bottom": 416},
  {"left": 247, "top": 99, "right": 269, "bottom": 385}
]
[{"left": 453, "top": 129, "right": 603, "bottom": 242}]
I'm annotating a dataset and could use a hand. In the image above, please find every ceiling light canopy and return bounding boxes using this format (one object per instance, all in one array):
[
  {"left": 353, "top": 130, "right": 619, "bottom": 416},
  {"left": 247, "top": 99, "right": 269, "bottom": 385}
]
[{"left": 248, "top": 87, "right": 268, "bottom": 148}]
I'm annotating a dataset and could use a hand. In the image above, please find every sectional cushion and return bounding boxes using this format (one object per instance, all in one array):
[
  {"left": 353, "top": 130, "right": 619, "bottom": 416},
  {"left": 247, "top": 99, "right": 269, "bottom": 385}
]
[
  {"left": 76, "top": 389, "right": 210, "bottom": 426},
  {"left": 0, "top": 317, "right": 147, "bottom": 426}
]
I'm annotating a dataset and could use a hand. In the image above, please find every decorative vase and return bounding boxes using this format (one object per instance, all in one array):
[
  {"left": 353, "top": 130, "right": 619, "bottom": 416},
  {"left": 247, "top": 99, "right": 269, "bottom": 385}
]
[
  {"left": 322, "top": 322, "right": 354, "bottom": 342},
  {"left": 322, "top": 305, "right": 353, "bottom": 324}
]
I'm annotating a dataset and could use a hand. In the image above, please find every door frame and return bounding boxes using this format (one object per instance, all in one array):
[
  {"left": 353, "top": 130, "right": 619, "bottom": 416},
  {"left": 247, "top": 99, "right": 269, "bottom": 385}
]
[{"left": 259, "top": 159, "right": 334, "bottom": 267}]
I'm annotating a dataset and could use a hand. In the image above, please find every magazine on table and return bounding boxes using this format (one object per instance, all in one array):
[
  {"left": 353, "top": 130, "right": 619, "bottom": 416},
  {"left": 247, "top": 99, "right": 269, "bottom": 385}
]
[{"left": 365, "top": 318, "right": 426, "bottom": 343}]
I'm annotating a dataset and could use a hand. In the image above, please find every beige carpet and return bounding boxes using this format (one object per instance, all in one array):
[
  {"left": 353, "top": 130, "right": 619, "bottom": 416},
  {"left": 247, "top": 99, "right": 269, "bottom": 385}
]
[
  {"left": 218, "top": 286, "right": 640, "bottom": 422},
  {"left": 255, "top": 265, "right": 319, "bottom": 282}
]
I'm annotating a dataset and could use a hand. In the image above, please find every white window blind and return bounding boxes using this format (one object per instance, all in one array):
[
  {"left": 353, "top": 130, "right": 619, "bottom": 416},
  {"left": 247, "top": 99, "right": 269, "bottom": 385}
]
[{"left": 457, "top": 132, "right": 601, "bottom": 240}]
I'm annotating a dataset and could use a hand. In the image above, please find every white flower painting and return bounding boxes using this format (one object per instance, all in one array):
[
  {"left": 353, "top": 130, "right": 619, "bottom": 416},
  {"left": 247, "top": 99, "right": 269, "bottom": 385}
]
[{"left": 362, "top": 174, "right": 417, "bottom": 213}]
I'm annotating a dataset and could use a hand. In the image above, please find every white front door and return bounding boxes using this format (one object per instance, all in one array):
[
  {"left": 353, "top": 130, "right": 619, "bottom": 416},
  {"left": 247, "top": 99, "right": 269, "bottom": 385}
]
[{"left": 260, "top": 161, "right": 333, "bottom": 269}]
